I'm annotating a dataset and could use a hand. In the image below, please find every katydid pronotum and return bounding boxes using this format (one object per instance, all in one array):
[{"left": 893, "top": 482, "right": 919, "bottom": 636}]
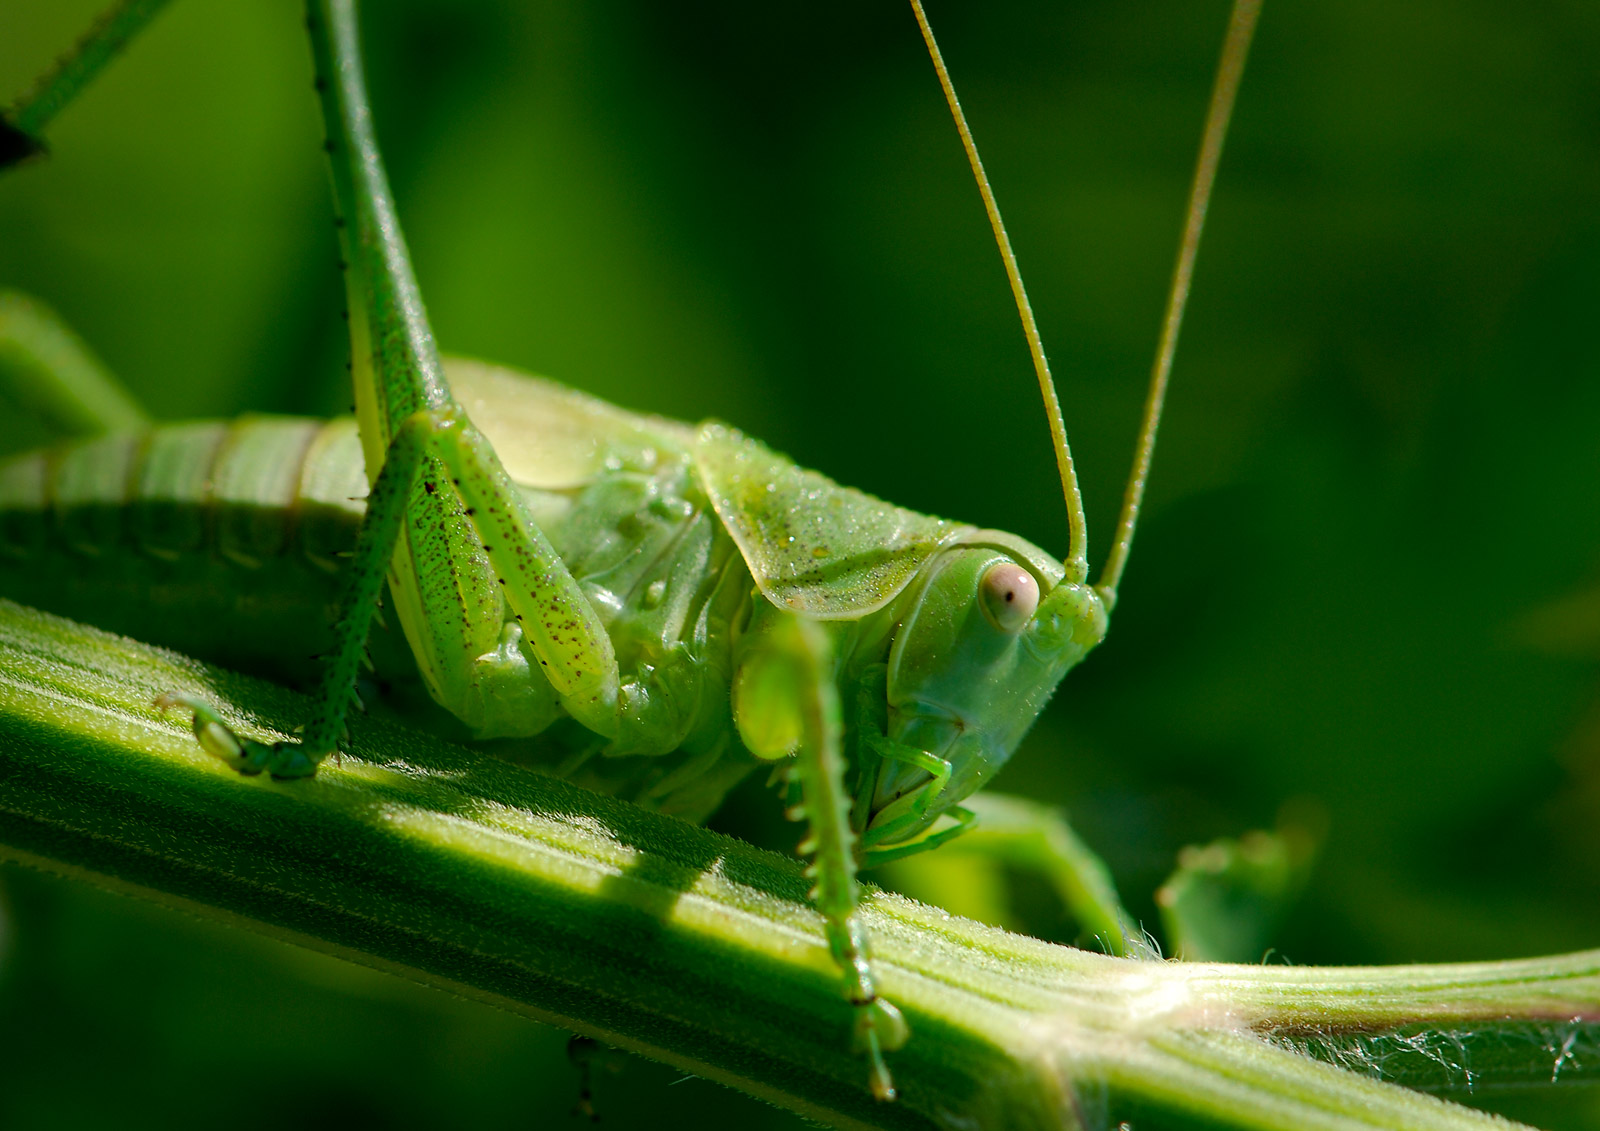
[{"left": 0, "top": 0, "right": 1269, "bottom": 1101}]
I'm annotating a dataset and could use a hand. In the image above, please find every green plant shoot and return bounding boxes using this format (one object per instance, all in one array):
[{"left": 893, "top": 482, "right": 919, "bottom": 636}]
[{"left": 0, "top": 0, "right": 1262, "bottom": 1101}]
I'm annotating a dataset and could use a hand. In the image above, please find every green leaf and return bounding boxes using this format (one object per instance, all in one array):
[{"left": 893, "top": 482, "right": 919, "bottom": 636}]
[{"left": 1159, "top": 821, "right": 1319, "bottom": 963}]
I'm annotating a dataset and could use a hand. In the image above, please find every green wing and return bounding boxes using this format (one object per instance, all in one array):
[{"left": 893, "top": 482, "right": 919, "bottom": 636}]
[
  {"left": 447, "top": 358, "right": 695, "bottom": 490},
  {"left": 694, "top": 422, "right": 970, "bottom": 619}
]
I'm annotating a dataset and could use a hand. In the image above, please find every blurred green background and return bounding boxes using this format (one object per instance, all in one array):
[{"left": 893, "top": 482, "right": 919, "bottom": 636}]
[{"left": 3, "top": 0, "right": 1600, "bottom": 1127}]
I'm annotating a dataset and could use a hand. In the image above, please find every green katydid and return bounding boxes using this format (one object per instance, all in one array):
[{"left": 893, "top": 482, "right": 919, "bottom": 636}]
[{"left": 0, "top": 0, "right": 1261, "bottom": 1101}]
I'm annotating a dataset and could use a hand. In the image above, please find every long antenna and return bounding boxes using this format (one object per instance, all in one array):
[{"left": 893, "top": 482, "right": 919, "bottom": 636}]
[
  {"left": 909, "top": 0, "right": 1090, "bottom": 583},
  {"left": 1096, "top": 0, "right": 1262, "bottom": 609}
]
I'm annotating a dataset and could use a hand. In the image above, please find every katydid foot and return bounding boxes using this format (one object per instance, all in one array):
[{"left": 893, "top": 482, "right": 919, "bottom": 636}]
[
  {"left": 155, "top": 693, "right": 323, "bottom": 779},
  {"left": 853, "top": 996, "right": 910, "bottom": 1101}
]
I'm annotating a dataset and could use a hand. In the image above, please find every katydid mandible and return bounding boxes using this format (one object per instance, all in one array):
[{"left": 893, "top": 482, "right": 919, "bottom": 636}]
[{"left": 0, "top": 0, "right": 1260, "bottom": 1100}]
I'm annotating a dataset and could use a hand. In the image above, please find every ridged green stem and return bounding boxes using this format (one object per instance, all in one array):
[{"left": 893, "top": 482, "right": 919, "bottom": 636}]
[{"left": 0, "top": 598, "right": 1594, "bottom": 1130}]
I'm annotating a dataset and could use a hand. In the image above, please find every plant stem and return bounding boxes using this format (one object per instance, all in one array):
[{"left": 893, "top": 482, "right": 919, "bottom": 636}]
[{"left": 0, "top": 598, "right": 1593, "bottom": 1130}]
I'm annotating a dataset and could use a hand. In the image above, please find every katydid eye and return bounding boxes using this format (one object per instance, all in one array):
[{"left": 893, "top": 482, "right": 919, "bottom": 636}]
[{"left": 978, "top": 563, "right": 1038, "bottom": 631}]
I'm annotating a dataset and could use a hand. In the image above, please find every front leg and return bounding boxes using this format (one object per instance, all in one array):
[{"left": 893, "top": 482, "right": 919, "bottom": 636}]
[
  {"left": 733, "top": 610, "right": 908, "bottom": 1101},
  {"left": 879, "top": 790, "right": 1148, "bottom": 959}
]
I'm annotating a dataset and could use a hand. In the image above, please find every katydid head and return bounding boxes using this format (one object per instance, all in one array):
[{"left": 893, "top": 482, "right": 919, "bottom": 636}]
[{"left": 861, "top": 532, "right": 1106, "bottom": 849}]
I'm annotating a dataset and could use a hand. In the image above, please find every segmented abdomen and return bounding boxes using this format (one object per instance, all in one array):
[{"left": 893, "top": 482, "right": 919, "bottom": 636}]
[{"left": 0, "top": 415, "right": 375, "bottom": 683}]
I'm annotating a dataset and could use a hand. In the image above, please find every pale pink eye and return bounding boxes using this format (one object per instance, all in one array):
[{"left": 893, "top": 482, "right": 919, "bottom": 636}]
[{"left": 979, "top": 562, "right": 1038, "bottom": 631}]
